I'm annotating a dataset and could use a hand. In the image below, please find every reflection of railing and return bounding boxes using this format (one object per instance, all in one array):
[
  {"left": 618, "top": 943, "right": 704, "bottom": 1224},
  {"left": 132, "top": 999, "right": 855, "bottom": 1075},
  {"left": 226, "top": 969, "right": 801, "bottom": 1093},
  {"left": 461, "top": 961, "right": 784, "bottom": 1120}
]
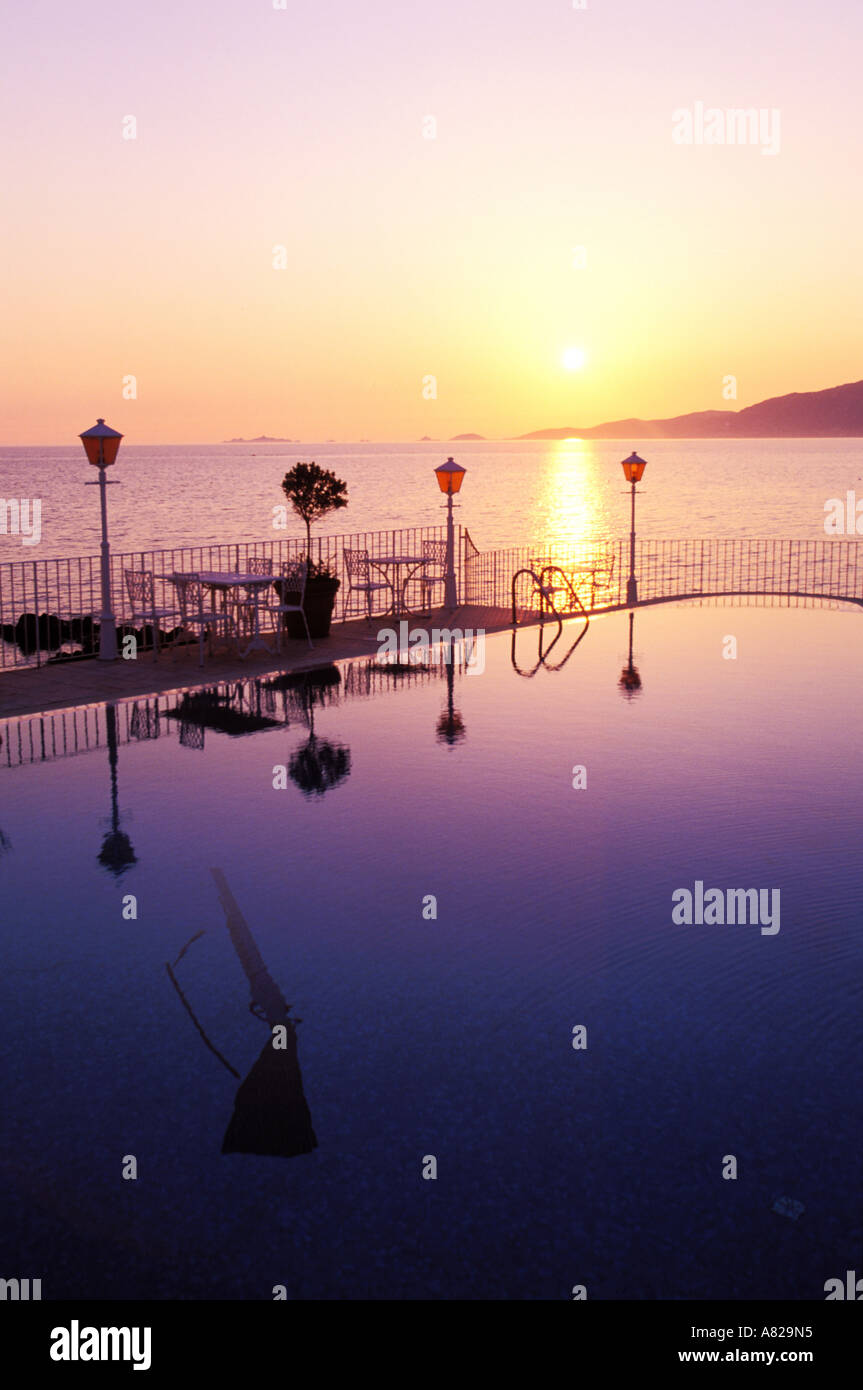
[
  {"left": 1, "top": 698, "right": 166, "bottom": 768},
  {"left": 466, "top": 537, "right": 863, "bottom": 614},
  {"left": 0, "top": 652, "right": 465, "bottom": 768},
  {"left": 341, "top": 655, "right": 460, "bottom": 701},
  {"left": 0, "top": 524, "right": 458, "bottom": 669}
]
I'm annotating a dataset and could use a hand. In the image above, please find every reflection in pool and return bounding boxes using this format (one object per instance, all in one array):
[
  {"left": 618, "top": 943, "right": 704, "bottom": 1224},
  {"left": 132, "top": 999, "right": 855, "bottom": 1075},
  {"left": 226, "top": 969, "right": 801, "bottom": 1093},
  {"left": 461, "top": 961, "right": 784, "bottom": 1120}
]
[{"left": 0, "top": 604, "right": 861, "bottom": 1299}]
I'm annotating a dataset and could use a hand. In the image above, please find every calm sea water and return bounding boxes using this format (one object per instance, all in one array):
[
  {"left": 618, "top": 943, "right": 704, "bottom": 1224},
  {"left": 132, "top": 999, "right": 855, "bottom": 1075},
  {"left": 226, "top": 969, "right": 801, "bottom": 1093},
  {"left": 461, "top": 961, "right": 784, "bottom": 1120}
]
[
  {"left": 0, "top": 604, "right": 860, "bottom": 1299},
  {"left": 2, "top": 439, "right": 863, "bottom": 561}
]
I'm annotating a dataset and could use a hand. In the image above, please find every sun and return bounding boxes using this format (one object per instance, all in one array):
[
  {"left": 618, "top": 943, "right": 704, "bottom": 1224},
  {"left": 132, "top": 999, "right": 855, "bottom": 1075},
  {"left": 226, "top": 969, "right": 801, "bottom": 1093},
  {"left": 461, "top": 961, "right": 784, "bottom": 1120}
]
[{"left": 562, "top": 347, "right": 587, "bottom": 371}]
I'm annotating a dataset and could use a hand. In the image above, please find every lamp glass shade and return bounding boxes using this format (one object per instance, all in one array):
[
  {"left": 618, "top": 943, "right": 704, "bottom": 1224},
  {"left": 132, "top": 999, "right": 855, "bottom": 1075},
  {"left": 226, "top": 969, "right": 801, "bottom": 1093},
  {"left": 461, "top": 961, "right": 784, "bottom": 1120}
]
[
  {"left": 434, "top": 458, "right": 466, "bottom": 494},
  {"left": 80, "top": 419, "right": 124, "bottom": 467},
  {"left": 620, "top": 451, "right": 647, "bottom": 483}
]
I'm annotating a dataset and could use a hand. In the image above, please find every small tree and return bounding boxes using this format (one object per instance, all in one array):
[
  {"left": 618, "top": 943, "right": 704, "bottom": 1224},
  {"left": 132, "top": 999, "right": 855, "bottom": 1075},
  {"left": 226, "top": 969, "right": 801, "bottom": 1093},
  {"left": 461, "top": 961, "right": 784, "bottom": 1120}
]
[{"left": 280, "top": 462, "right": 348, "bottom": 569}]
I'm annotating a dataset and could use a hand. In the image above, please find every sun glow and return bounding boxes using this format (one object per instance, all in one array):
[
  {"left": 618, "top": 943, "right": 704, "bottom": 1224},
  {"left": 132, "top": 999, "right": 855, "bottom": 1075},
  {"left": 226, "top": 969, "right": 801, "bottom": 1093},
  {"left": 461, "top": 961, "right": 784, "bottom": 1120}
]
[
  {"left": 562, "top": 347, "right": 587, "bottom": 371},
  {"left": 535, "top": 440, "right": 610, "bottom": 554}
]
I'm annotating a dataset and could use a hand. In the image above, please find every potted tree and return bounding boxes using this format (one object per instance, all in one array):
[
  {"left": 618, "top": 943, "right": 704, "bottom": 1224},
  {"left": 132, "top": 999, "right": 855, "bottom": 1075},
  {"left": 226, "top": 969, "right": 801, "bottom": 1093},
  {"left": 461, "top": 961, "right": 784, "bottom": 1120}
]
[{"left": 278, "top": 462, "right": 349, "bottom": 639}]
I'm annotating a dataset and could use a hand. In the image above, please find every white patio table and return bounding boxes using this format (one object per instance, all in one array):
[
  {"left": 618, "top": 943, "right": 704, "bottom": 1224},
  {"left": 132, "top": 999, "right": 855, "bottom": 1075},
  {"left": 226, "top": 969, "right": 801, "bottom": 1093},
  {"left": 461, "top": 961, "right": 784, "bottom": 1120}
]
[
  {"left": 371, "top": 554, "right": 428, "bottom": 618},
  {"left": 168, "top": 571, "right": 278, "bottom": 658}
]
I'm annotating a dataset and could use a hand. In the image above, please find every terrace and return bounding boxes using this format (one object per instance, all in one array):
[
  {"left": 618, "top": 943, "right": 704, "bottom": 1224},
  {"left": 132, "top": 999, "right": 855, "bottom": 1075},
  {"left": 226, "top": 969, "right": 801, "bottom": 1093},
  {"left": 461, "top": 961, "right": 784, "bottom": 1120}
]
[{"left": 2, "top": 524, "right": 862, "bottom": 712}]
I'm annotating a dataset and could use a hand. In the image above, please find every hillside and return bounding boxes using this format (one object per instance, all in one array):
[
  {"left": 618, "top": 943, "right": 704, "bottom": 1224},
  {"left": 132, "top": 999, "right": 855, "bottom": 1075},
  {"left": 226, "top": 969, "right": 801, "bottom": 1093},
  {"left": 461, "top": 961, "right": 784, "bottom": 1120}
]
[{"left": 519, "top": 379, "right": 863, "bottom": 439}]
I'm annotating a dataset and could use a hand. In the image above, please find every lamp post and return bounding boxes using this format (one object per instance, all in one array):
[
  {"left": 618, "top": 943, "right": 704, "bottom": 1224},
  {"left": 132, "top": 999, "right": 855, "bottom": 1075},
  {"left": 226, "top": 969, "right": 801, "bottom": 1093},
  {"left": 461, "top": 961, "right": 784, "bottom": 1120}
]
[
  {"left": 620, "top": 450, "right": 647, "bottom": 605},
  {"left": 433, "top": 457, "right": 466, "bottom": 609},
  {"left": 80, "top": 418, "right": 123, "bottom": 660}
]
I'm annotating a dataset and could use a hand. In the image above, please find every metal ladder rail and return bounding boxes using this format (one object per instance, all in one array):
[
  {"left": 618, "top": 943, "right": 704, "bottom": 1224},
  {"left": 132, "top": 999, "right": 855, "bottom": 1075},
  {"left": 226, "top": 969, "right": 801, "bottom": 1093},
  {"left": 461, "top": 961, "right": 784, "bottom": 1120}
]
[
  {"left": 512, "top": 566, "right": 559, "bottom": 626},
  {"left": 537, "top": 566, "right": 591, "bottom": 623},
  {"left": 511, "top": 620, "right": 564, "bottom": 677},
  {"left": 511, "top": 564, "right": 590, "bottom": 625},
  {"left": 538, "top": 615, "right": 591, "bottom": 671},
  {"left": 510, "top": 564, "right": 591, "bottom": 675}
]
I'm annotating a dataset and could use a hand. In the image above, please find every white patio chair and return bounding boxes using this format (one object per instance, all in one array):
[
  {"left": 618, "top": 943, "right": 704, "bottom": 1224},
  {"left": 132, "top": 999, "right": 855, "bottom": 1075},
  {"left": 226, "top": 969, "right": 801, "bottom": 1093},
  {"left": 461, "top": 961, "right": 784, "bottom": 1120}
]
[
  {"left": 173, "top": 573, "right": 234, "bottom": 667},
  {"left": 343, "top": 547, "right": 391, "bottom": 623},
  {"left": 418, "top": 539, "right": 448, "bottom": 613},
  {"left": 233, "top": 555, "right": 278, "bottom": 643},
  {"left": 273, "top": 559, "right": 313, "bottom": 650},
  {"left": 124, "top": 569, "right": 181, "bottom": 663}
]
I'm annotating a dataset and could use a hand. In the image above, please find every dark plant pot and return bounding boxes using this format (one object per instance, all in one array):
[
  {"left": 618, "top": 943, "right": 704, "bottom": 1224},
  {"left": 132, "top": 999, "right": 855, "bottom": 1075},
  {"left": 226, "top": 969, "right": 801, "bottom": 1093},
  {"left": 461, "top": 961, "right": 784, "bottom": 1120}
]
[{"left": 275, "top": 576, "right": 340, "bottom": 640}]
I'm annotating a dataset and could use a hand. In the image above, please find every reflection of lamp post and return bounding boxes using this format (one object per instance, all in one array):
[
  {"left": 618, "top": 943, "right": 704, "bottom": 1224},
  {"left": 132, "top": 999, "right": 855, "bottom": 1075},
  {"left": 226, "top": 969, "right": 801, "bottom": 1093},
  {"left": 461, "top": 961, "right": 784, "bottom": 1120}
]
[
  {"left": 618, "top": 610, "right": 642, "bottom": 699},
  {"left": 98, "top": 703, "right": 137, "bottom": 874},
  {"left": 620, "top": 450, "right": 646, "bottom": 605},
  {"left": 436, "top": 643, "right": 466, "bottom": 745},
  {"left": 433, "top": 457, "right": 466, "bottom": 609},
  {"left": 80, "top": 419, "right": 123, "bottom": 661}
]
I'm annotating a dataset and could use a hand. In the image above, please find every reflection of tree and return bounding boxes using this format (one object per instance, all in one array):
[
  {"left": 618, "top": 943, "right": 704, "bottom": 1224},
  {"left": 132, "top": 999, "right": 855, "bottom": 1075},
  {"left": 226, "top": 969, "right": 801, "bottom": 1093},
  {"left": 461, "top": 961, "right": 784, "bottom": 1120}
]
[
  {"left": 0, "top": 828, "right": 11, "bottom": 859},
  {"left": 98, "top": 704, "right": 137, "bottom": 875},
  {"left": 264, "top": 667, "right": 352, "bottom": 797},
  {"left": 618, "top": 611, "right": 642, "bottom": 699},
  {"left": 289, "top": 734, "right": 351, "bottom": 796},
  {"left": 436, "top": 645, "right": 466, "bottom": 746}
]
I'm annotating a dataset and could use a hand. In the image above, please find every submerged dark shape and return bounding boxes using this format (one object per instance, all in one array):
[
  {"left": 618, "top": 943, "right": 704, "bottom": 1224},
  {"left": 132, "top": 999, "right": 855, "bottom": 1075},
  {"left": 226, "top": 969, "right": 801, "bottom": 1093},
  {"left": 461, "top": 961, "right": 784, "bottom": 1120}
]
[
  {"left": 221, "top": 1030, "right": 317, "bottom": 1158},
  {"left": 211, "top": 869, "right": 317, "bottom": 1159}
]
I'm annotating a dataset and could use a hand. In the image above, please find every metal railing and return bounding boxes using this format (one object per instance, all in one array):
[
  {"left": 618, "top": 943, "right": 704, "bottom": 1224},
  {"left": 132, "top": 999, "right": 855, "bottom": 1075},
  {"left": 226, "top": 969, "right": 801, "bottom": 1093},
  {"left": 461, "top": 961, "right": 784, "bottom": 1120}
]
[
  {"left": 4, "top": 530, "right": 862, "bottom": 674},
  {"left": 0, "top": 525, "right": 456, "bottom": 670},
  {"left": 465, "top": 536, "right": 863, "bottom": 615}
]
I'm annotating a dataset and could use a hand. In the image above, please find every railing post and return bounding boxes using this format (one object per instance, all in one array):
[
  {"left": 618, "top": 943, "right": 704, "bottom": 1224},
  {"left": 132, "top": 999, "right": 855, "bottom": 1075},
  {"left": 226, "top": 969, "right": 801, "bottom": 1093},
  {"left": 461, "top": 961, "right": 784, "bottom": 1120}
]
[{"left": 33, "top": 561, "right": 41, "bottom": 669}]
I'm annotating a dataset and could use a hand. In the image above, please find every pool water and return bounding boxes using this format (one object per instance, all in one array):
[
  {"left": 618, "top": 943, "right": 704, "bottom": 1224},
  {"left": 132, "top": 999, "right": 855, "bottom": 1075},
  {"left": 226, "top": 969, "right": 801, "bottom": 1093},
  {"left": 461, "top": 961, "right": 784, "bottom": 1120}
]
[{"left": 0, "top": 602, "right": 860, "bottom": 1300}]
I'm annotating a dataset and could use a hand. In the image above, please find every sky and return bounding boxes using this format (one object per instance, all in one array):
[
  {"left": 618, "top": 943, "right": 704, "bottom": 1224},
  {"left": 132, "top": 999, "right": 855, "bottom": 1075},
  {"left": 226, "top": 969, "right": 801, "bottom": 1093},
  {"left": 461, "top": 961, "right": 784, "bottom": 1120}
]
[{"left": 2, "top": 0, "right": 862, "bottom": 444}]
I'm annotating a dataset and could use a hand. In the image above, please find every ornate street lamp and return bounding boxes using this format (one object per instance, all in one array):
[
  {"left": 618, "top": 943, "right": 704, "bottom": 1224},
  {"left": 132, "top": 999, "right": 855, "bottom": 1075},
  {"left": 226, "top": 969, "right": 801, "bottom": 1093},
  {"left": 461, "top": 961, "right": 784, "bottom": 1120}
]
[
  {"left": 433, "top": 457, "right": 466, "bottom": 609},
  {"left": 620, "top": 450, "right": 646, "bottom": 604},
  {"left": 80, "top": 418, "right": 123, "bottom": 660}
]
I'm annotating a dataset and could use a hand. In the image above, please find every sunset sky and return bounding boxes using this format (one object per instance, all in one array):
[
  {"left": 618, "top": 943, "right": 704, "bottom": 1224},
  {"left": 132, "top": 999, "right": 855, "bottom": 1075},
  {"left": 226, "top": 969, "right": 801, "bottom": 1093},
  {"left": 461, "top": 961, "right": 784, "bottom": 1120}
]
[{"left": 2, "top": 0, "right": 861, "bottom": 444}]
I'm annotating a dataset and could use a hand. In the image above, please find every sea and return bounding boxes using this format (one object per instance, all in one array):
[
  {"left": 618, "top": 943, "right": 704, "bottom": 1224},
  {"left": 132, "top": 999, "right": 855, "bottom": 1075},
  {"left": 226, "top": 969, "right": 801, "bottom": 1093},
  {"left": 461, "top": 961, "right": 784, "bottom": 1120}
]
[{"left": 2, "top": 438, "right": 862, "bottom": 562}]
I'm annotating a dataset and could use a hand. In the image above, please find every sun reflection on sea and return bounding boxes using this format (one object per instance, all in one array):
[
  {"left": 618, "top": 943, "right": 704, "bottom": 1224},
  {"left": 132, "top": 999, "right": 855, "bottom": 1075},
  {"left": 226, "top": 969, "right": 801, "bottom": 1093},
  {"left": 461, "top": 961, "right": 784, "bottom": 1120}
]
[{"left": 532, "top": 439, "right": 613, "bottom": 554}]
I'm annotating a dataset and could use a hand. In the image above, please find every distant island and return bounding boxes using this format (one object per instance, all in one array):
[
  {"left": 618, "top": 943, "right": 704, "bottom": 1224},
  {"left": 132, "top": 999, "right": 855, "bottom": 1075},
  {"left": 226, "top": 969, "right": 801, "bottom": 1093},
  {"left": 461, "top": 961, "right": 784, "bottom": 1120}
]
[
  {"left": 517, "top": 379, "right": 863, "bottom": 439},
  {"left": 224, "top": 435, "right": 296, "bottom": 443},
  {"left": 450, "top": 433, "right": 485, "bottom": 440}
]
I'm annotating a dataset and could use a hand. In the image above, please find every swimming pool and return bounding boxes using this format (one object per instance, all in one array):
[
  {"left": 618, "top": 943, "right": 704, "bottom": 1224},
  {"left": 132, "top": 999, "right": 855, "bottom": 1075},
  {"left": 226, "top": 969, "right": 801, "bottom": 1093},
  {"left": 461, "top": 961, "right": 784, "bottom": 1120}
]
[{"left": 1, "top": 602, "right": 860, "bottom": 1299}]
